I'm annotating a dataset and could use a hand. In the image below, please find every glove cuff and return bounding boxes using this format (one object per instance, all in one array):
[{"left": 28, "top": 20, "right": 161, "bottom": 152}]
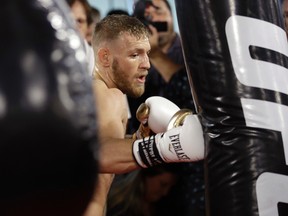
[{"left": 132, "top": 135, "right": 165, "bottom": 168}]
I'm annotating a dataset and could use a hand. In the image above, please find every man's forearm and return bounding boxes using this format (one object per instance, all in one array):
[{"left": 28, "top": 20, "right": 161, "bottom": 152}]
[
  {"left": 98, "top": 138, "right": 140, "bottom": 174},
  {"left": 83, "top": 174, "right": 114, "bottom": 216}
]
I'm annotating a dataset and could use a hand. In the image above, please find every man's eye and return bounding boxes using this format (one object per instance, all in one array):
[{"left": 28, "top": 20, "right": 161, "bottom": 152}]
[{"left": 77, "top": 18, "right": 87, "bottom": 24}]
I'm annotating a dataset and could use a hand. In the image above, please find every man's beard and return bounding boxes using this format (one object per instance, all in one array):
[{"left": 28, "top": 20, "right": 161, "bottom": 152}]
[{"left": 111, "top": 59, "right": 145, "bottom": 98}]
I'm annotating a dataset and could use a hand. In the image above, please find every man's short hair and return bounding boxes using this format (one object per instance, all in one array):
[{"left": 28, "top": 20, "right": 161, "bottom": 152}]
[{"left": 92, "top": 14, "right": 150, "bottom": 49}]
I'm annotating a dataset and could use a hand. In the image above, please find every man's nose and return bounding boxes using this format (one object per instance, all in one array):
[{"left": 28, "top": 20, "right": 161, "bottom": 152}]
[{"left": 141, "top": 55, "right": 150, "bottom": 69}]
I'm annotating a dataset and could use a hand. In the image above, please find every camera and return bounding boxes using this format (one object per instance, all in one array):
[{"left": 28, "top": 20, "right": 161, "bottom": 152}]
[{"left": 133, "top": 0, "right": 168, "bottom": 32}]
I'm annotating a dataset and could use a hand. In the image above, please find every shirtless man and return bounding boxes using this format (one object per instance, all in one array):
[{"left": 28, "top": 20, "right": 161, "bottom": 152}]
[
  {"left": 83, "top": 14, "right": 150, "bottom": 216},
  {"left": 84, "top": 14, "right": 204, "bottom": 215}
]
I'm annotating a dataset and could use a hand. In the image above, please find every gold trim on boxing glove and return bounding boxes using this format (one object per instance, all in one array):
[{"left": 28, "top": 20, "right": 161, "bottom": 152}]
[
  {"left": 136, "top": 103, "right": 150, "bottom": 125},
  {"left": 167, "top": 109, "right": 193, "bottom": 130}
]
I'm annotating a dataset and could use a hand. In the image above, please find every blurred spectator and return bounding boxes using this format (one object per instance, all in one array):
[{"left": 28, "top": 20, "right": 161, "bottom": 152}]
[
  {"left": 86, "top": 6, "right": 101, "bottom": 46},
  {"left": 106, "top": 164, "right": 179, "bottom": 216},
  {"left": 66, "top": 0, "right": 91, "bottom": 39},
  {"left": 65, "top": 0, "right": 95, "bottom": 75}
]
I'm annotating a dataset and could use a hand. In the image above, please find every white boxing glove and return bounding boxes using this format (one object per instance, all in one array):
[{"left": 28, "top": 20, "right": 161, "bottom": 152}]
[
  {"left": 136, "top": 96, "right": 180, "bottom": 134},
  {"left": 132, "top": 114, "right": 204, "bottom": 168}
]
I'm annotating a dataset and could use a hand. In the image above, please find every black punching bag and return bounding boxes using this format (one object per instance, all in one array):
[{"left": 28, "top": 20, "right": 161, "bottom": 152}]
[
  {"left": 0, "top": 0, "right": 98, "bottom": 215},
  {"left": 175, "top": 0, "right": 288, "bottom": 215}
]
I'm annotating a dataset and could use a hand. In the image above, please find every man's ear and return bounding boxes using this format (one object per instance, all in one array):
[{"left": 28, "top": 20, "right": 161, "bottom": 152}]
[{"left": 97, "top": 48, "right": 110, "bottom": 67}]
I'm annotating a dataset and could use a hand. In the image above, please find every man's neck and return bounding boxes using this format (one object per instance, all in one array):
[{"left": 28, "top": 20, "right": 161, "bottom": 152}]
[{"left": 94, "top": 71, "right": 117, "bottom": 89}]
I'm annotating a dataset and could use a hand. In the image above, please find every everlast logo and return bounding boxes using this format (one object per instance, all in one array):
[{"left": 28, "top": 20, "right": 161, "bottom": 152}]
[{"left": 169, "top": 134, "right": 190, "bottom": 160}]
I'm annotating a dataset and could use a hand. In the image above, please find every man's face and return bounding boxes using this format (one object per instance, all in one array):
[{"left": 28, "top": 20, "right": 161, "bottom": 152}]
[
  {"left": 109, "top": 33, "right": 151, "bottom": 98},
  {"left": 71, "top": 1, "right": 88, "bottom": 39}
]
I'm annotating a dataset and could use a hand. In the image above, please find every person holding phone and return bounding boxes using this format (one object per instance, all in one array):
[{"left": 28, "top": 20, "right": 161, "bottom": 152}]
[{"left": 129, "top": 0, "right": 194, "bottom": 132}]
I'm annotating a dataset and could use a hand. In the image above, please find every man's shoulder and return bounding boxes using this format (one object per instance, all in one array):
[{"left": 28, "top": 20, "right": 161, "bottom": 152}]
[{"left": 94, "top": 81, "right": 122, "bottom": 95}]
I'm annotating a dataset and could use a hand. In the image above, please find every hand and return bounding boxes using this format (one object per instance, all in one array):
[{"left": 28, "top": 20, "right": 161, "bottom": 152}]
[
  {"left": 133, "top": 102, "right": 153, "bottom": 139},
  {"left": 148, "top": 24, "right": 161, "bottom": 57}
]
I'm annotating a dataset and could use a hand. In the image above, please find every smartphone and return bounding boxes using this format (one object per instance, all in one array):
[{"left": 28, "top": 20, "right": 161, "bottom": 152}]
[{"left": 151, "top": 21, "right": 168, "bottom": 32}]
